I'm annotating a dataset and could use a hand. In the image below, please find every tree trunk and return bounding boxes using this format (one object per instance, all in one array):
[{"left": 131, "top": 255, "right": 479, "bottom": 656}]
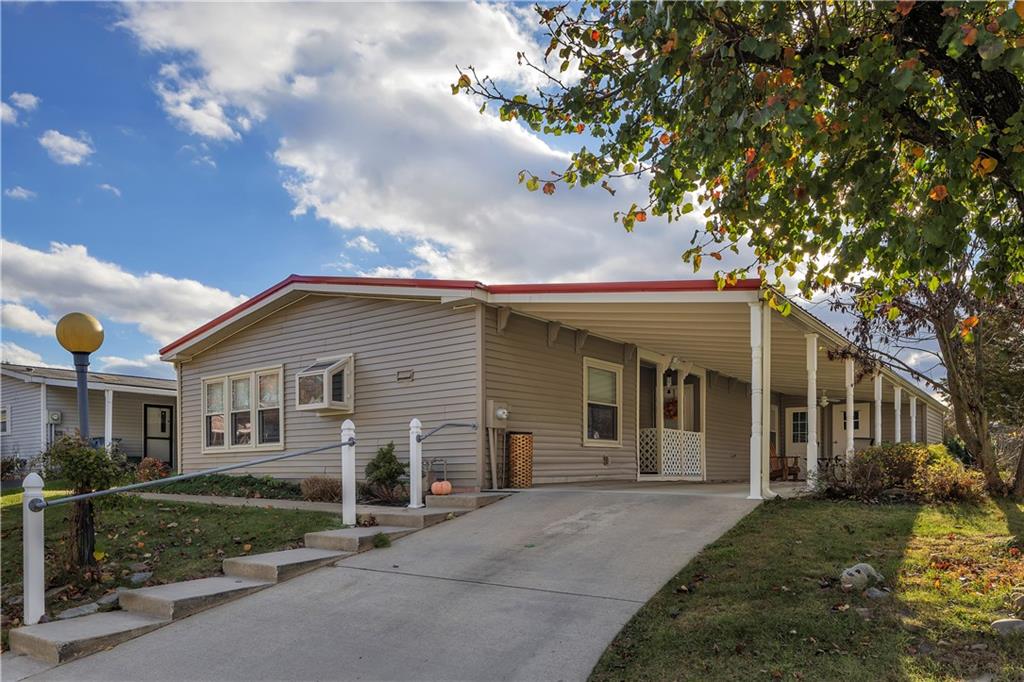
[
  {"left": 70, "top": 499, "right": 97, "bottom": 569},
  {"left": 1012, "top": 436, "right": 1024, "bottom": 498}
]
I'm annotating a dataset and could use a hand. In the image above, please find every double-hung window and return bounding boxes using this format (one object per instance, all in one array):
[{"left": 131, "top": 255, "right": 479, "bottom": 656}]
[
  {"left": 203, "top": 366, "right": 284, "bottom": 452},
  {"left": 0, "top": 406, "right": 8, "bottom": 434},
  {"left": 583, "top": 357, "right": 622, "bottom": 446},
  {"left": 791, "top": 410, "right": 808, "bottom": 444}
]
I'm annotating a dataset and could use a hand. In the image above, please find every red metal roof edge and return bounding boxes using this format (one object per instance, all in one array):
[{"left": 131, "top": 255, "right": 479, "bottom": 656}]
[{"left": 160, "top": 274, "right": 755, "bottom": 356}]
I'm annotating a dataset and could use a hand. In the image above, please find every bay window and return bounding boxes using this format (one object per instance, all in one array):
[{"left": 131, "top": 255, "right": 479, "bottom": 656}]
[
  {"left": 203, "top": 365, "right": 283, "bottom": 452},
  {"left": 583, "top": 357, "right": 622, "bottom": 446},
  {"left": 296, "top": 354, "right": 354, "bottom": 412}
]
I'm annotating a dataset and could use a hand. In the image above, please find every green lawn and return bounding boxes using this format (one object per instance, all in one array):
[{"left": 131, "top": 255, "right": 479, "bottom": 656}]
[
  {"left": 0, "top": 484, "right": 340, "bottom": 648},
  {"left": 591, "top": 498, "right": 1024, "bottom": 682}
]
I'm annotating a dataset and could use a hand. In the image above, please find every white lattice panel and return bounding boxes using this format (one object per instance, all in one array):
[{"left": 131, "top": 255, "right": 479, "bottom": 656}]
[
  {"left": 661, "top": 429, "right": 684, "bottom": 476},
  {"left": 681, "top": 431, "right": 703, "bottom": 478},
  {"left": 639, "top": 428, "right": 659, "bottom": 474}
]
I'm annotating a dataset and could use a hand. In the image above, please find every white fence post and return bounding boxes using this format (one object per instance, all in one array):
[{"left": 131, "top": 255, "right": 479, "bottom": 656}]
[
  {"left": 341, "top": 420, "right": 356, "bottom": 527},
  {"left": 22, "top": 472, "right": 45, "bottom": 625},
  {"left": 409, "top": 418, "right": 423, "bottom": 509}
]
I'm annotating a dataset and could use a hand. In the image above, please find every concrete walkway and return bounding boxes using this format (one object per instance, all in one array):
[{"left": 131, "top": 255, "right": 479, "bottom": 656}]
[{"left": 28, "top": 487, "right": 760, "bottom": 682}]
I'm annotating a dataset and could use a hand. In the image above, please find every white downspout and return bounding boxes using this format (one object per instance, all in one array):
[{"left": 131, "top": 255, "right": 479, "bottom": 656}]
[
  {"left": 844, "top": 358, "right": 855, "bottom": 466},
  {"left": 747, "top": 302, "right": 763, "bottom": 500},
  {"left": 805, "top": 333, "right": 818, "bottom": 488}
]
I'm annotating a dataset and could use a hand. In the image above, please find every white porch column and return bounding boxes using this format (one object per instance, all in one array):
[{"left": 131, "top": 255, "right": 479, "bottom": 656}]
[
  {"left": 761, "top": 306, "right": 774, "bottom": 497},
  {"left": 747, "top": 302, "right": 764, "bottom": 500},
  {"left": 39, "top": 383, "right": 48, "bottom": 452},
  {"left": 910, "top": 396, "right": 917, "bottom": 442},
  {"left": 103, "top": 389, "right": 113, "bottom": 450},
  {"left": 844, "top": 358, "right": 855, "bottom": 465},
  {"left": 873, "top": 372, "right": 883, "bottom": 445},
  {"left": 805, "top": 334, "right": 818, "bottom": 487},
  {"left": 894, "top": 386, "right": 903, "bottom": 443}
]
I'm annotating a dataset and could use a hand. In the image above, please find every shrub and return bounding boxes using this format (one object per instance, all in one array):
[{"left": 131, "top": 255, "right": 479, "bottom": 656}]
[
  {"left": 135, "top": 457, "right": 170, "bottom": 482},
  {"left": 160, "top": 473, "right": 302, "bottom": 499},
  {"left": 1, "top": 455, "right": 26, "bottom": 480},
  {"left": 911, "top": 456, "right": 986, "bottom": 503},
  {"left": 361, "top": 442, "right": 408, "bottom": 505},
  {"left": 300, "top": 475, "right": 341, "bottom": 502}
]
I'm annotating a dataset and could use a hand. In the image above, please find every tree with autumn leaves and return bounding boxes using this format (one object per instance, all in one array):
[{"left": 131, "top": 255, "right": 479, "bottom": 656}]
[{"left": 456, "top": 1, "right": 1024, "bottom": 493}]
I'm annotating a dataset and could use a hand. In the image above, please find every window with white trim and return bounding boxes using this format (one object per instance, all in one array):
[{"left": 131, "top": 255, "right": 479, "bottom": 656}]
[
  {"left": 583, "top": 357, "right": 622, "bottom": 445},
  {"left": 203, "top": 366, "right": 283, "bottom": 452},
  {"left": 843, "top": 410, "right": 861, "bottom": 431},
  {"left": 296, "top": 354, "right": 354, "bottom": 412},
  {"left": 0, "top": 406, "right": 8, "bottom": 434},
  {"left": 791, "top": 410, "right": 808, "bottom": 443}
]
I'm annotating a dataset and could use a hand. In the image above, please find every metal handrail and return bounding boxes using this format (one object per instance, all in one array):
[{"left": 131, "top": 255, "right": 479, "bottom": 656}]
[
  {"left": 28, "top": 438, "right": 355, "bottom": 512},
  {"left": 416, "top": 421, "right": 477, "bottom": 443}
]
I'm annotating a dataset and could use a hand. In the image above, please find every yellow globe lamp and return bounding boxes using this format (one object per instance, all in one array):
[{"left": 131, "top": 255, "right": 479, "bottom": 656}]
[
  {"left": 56, "top": 312, "right": 104, "bottom": 354},
  {"left": 55, "top": 312, "right": 104, "bottom": 441}
]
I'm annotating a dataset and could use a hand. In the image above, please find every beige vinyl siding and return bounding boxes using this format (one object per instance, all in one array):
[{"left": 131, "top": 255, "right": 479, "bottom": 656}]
[
  {"left": 925, "top": 404, "right": 945, "bottom": 444},
  {"left": 880, "top": 400, "right": 926, "bottom": 443},
  {"left": 1, "top": 377, "right": 42, "bottom": 459},
  {"left": 178, "top": 295, "right": 480, "bottom": 487},
  {"left": 704, "top": 372, "right": 751, "bottom": 481},
  {"left": 482, "top": 308, "right": 637, "bottom": 484}
]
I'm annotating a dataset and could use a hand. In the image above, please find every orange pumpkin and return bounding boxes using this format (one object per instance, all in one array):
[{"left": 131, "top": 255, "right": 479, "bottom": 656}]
[{"left": 431, "top": 480, "right": 453, "bottom": 496}]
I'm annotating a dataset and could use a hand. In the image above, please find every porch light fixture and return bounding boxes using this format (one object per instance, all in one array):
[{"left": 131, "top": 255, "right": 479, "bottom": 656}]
[
  {"left": 55, "top": 312, "right": 104, "bottom": 441},
  {"left": 296, "top": 354, "right": 355, "bottom": 413},
  {"left": 818, "top": 391, "right": 831, "bottom": 408}
]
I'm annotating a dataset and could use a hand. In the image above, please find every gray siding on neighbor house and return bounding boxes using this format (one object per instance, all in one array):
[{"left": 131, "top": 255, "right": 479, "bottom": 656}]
[
  {"left": 703, "top": 372, "right": 751, "bottom": 481},
  {"left": 178, "top": 295, "right": 480, "bottom": 487},
  {"left": 1, "top": 376, "right": 42, "bottom": 459},
  {"left": 45, "top": 387, "right": 171, "bottom": 459},
  {"left": 482, "top": 308, "right": 637, "bottom": 484}
]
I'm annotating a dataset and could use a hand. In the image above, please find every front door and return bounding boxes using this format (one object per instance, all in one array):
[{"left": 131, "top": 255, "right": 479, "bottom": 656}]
[
  {"left": 144, "top": 404, "right": 174, "bottom": 466},
  {"left": 831, "top": 402, "right": 870, "bottom": 457}
]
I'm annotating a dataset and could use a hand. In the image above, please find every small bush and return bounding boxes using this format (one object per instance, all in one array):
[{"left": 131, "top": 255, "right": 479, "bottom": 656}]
[
  {"left": 300, "top": 475, "right": 341, "bottom": 502},
  {"left": 41, "top": 435, "right": 130, "bottom": 493},
  {"left": 1, "top": 455, "right": 26, "bottom": 480},
  {"left": 911, "top": 457, "right": 986, "bottom": 503},
  {"left": 135, "top": 457, "right": 170, "bottom": 482},
  {"left": 361, "top": 442, "right": 408, "bottom": 505}
]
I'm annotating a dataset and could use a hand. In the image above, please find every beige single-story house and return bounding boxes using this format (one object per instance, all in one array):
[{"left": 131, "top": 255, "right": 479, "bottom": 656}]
[
  {"left": 0, "top": 363, "right": 177, "bottom": 466},
  {"left": 158, "top": 275, "right": 945, "bottom": 498}
]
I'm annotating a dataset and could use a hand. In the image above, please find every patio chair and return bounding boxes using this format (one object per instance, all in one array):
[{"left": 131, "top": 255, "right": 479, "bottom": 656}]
[{"left": 769, "top": 444, "right": 800, "bottom": 481}]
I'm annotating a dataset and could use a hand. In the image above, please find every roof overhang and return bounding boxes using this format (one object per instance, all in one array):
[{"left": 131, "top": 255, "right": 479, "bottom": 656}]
[{"left": 1, "top": 368, "right": 177, "bottom": 397}]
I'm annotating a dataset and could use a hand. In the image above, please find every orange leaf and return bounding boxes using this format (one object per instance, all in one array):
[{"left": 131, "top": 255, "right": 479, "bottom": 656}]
[
  {"left": 575, "top": 123, "right": 585, "bottom": 133},
  {"left": 971, "top": 156, "right": 998, "bottom": 176},
  {"left": 962, "top": 25, "right": 978, "bottom": 46},
  {"left": 928, "top": 184, "right": 949, "bottom": 201},
  {"left": 910, "top": 146, "right": 925, "bottom": 158},
  {"left": 780, "top": 68, "right": 794, "bottom": 85},
  {"left": 895, "top": 0, "right": 915, "bottom": 16},
  {"left": 745, "top": 164, "right": 761, "bottom": 182},
  {"left": 542, "top": 182, "right": 556, "bottom": 195},
  {"left": 710, "top": 252, "right": 723, "bottom": 261},
  {"left": 899, "top": 58, "right": 918, "bottom": 71},
  {"left": 1017, "top": 1, "right": 1024, "bottom": 20},
  {"left": 788, "top": 98, "right": 801, "bottom": 110},
  {"left": 963, "top": 315, "right": 979, "bottom": 329},
  {"left": 634, "top": 210, "right": 647, "bottom": 223},
  {"left": 590, "top": 29, "right": 601, "bottom": 42},
  {"left": 243, "top": 543, "right": 253, "bottom": 552},
  {"left": 813, "top": 112, "right": 827, "bottom": 130},
  {"left": 753, "top": 71, "right": 769, "bottom": 90},
  {"left": 659, "top": 132, "right": 671, "bottom": 145},
  {"left": 783, "top": 47, "right": 796, "bottom": 63},
  {"left": 745, "top": 148, "right": 756, "bottom": 163}
]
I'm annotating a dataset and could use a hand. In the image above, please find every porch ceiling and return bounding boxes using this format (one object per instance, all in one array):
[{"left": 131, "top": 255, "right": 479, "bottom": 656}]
[{"left": 505, "top": 301, "right": 901, "bottom": 404}]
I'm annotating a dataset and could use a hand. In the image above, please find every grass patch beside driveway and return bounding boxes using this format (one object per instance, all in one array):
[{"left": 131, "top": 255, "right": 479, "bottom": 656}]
[
  {"left": 591, "top": 498, "right": 1024, "bottom": 681},
  {"left": 1, "top": 484, "right": 339, "bottom": 649}
]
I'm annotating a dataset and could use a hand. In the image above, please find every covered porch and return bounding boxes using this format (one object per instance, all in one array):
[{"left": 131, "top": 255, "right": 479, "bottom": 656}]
[{"left": 488, "top": 284, "right": 941, "bottom": 499}]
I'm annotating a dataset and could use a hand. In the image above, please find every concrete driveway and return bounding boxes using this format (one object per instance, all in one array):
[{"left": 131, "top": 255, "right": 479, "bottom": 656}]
[{"left": 29, "top": 486, "right": 759, "bottom": 682}]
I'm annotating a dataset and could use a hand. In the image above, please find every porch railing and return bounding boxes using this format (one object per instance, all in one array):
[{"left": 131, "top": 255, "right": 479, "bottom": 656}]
[{"left": 20, "top": 420, "right": 359, "bottom": 626}]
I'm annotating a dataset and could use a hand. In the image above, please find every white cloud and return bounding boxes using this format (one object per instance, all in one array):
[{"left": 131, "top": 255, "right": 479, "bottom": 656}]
[
  {"left": 9, "top": 92, "right": 40, "bottom": 112},
  {"left": 4, "top": 186, "right": 36, "bottom": 200},
  {"left": 1, "top": 102, "right": 17, "bottom": 125},
  {"left": 1, "top": 239, "right": 247, "bottom": 346},
  {"left": 345, "top": 235, "right": 378, "bottom": 253},
  {"left": 1, "top": 302, "right": 55, "bottom": 336},
  {"left": 97, "top": 354, "right": 174, "bottom": 378},
  {"left": 0, "top": 342, "right": 66, "bottom": 369},
  {"left": 38, "top": 130, "right": 95, "bottom": 165},
  {"left": 179, "top": 143, "right": 216, "bottom": 168},
  {"left": 98, "top": 183, "right": 122, "bottom": 198},
  {"left": 119, "top": 3, "right": 704, "bottom": 284}
]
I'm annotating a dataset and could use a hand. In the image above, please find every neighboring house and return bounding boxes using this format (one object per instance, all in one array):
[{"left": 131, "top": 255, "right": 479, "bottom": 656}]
[
  {"left": 158, "top": 275, "right": 946, "bottom": 498},
  {"left": 0, "top": 364, "right": 177, "bottom": 467}
]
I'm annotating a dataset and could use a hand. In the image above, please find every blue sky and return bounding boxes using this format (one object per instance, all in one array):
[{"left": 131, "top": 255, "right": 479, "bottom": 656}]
[{"left": 4, "top": 2, "right": 692, "bottom": 378}]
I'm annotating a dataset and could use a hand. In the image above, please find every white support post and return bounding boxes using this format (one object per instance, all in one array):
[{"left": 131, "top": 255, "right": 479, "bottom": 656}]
[
  {"left": 39, "top": 383, "right": 48, "bottom": 453},
  {"left": 893, "top": 387, "right": 903, "bottom": 444},
  {"left": 341, "top": 420, "right": 356, "bottom": 526},
  {"left": 747, "top": 303, "right": 764, "bottom": 500},
  {"left": 873, "top": 372, "right": 883, "bottom": 446},
  {"left": 104, "top": 389, "right": 113, "bottom": 450},
  {"left": 910, "top": 396, "right": 917, "bottom": 442},
  {"left": 845, "top": 358, "right": 855, "bottom": 466},
  {"left": 408, "top": 418, "right": 424, "bottom": 509},
  {"left": 761, "top": 303, "right": 774, "bottom": 498},
  {"left": 22, "top": 473, "right": 45, "bottom": 625},
  {"left": 805, "top": 334, "right": 818, "bottom": 488}
]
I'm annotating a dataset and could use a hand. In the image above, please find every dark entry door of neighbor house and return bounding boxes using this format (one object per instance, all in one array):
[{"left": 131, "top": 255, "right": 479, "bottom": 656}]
[{"left": 144, "top": 404, "right": 174, "bottom": 466}]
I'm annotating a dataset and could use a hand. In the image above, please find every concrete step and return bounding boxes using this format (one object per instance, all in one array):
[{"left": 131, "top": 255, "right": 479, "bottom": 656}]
[
  {"left": 9, "top": 611, "right": 167, "bottom": 664},
  {"left": 304, "top": 526, "right": 413, "bottom": 552},
  {"left": 118, "top": 576, "right": 272, "bottom": 621},
  {"left": 222, "top": 548, "right": 348, "bottom": 582},
  {"left": 361, "top": 507, "right": 468, "bottom": 529},
  {"left": 425, "top": 492, "right": 510, "bottom": 509}
]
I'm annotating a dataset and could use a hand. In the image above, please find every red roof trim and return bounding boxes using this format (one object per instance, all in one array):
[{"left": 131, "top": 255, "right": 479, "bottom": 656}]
[
  {"left": 487, "top": 279, "right": 760, "bottom": 294},
  {"left": 160, "top": 275, "right": 757, "bottom": 356}
]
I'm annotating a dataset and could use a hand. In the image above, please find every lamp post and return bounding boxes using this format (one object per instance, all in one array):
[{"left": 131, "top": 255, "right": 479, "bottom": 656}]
[{"left": 55, "top": 312, "right": 104, "bottom": 442}]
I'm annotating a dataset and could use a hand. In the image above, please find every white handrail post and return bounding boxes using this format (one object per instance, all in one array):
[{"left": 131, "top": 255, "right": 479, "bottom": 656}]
[
  {"left": 341, "top": 420, "right": 356, "bottom": 526},
  {"left": 408, "top": 418, "right": 424, "bottom": 509},
  {"left": 22, "top": 472, "right": 45, "bottom": 625}
]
